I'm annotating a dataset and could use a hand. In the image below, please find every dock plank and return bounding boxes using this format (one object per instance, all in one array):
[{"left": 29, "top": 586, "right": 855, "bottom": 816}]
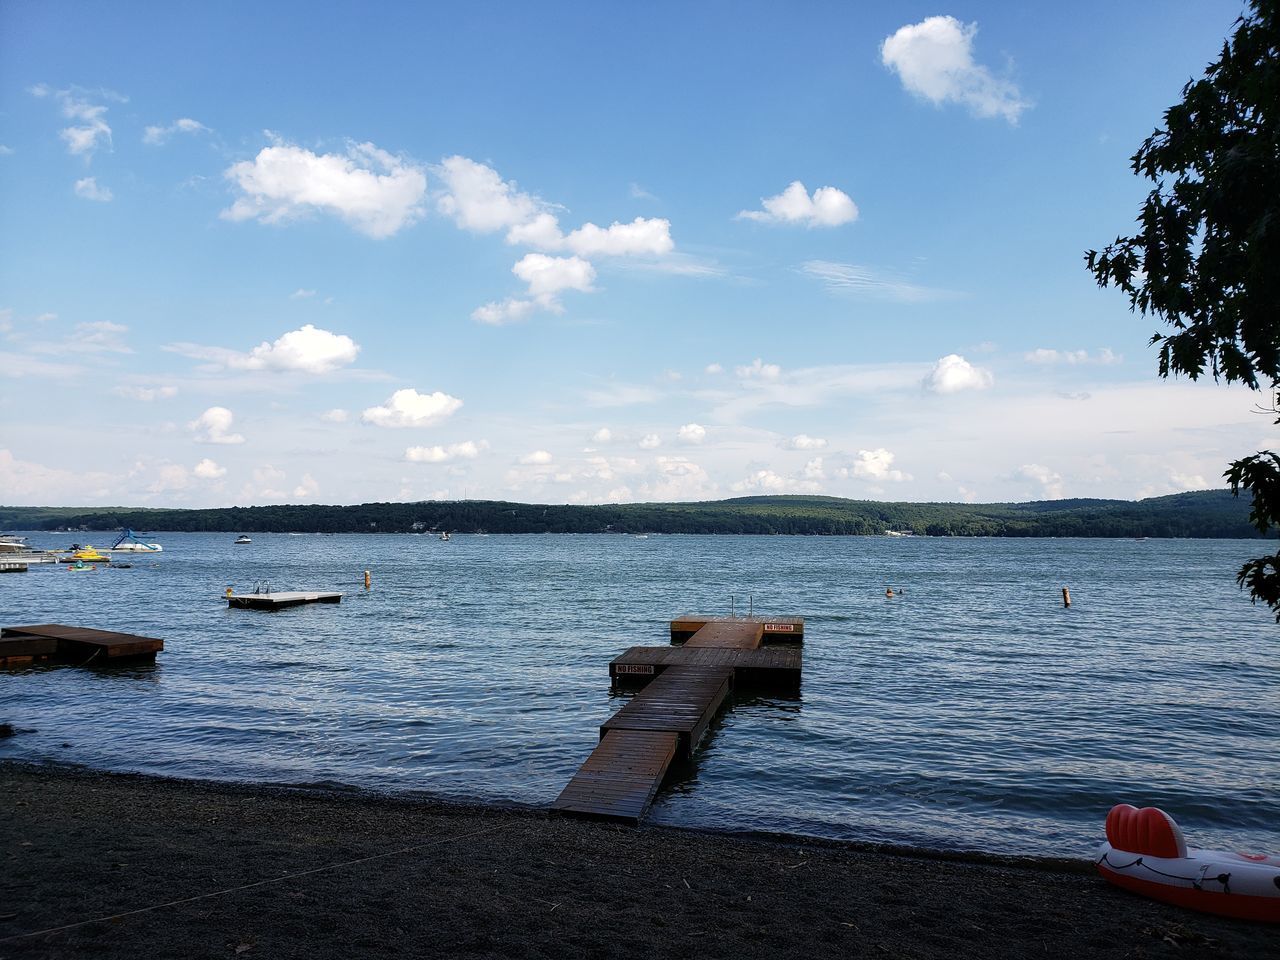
[
  {"left": 683, "top": 620, "right": 763, "bottom": 649},
  {"left": 601, "top": 664, "right": 733, "bottom": 758},
  {"left": 1, "top": 623, "right": 163, "bottom": 662},
  {"left": 552, "top": 729, "right": 679, "bottom": 824},
  {"left": 671, "top": 614, "right": 804, "bottom": 644},
  {"left": 610, "top": 645, "right": 801, "bottom": 692}
]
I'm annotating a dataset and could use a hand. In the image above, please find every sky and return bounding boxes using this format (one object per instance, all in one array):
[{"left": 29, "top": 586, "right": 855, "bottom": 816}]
[{"left": 1, "top": 0, "right": 1273, "bottom": 508}]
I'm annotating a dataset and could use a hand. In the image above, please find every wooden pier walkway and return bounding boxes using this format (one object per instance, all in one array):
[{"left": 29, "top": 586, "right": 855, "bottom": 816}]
[
  {"left": 553, "top": 613, "right": 803, "bottom": 824},
  {"left": 1, "top": 623, "right": 164, "bottom": 668}
]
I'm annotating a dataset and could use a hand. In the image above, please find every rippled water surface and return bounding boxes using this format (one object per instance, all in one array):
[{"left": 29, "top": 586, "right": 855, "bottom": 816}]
[{"left": 2, "top": 532, "right": 1277, "bottom": 857}]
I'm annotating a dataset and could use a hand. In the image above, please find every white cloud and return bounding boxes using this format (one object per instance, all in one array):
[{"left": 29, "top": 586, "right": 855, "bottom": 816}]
[
  {"left": 849, "top": 448, "right": 911, "bottom": 482},
  {"left": 640, "top": 456, "right": 716, "bottom": 500},
  {"left": 731, "top": 466, "right": 822, "bottom": 494},
  {"left": 320, "top": 408, "right": 349, "bottom": 422},
  {"left": 0, "top": 448, "right": 114, "bottom": 502},
  {"left": 1169, "top": 471, "right": 1210, "bottom": 491},
  {"left": 148, "top": 464, "right": 190, "bottom": 494},
  {"left": 405, "top": 441, "right": 484, "bottom": 463},
  {"left": 290, "top": 288, "right": 316, "bottom": 299},
  {"left": 513, "top": 253, "right": 595, "bottom": 300},
  {"left": 74, "top": 177, "right": 113, "bottom": 202},
  {"left": 293, "top": 473, "right": 320, "bottom": 498},
  {"left": 1025, "top": 348, "right": 1121, "bottom": 365},
  {"left": 736, "top": 358, "right": 782, "bottom": 380},
  {"left": 704, "top": 363, "right": 723, "bottom": 375},
  {"left": 558, "top": 218, "right": 674, "bottom": 257},
  {"left": 785, "top": 434, "right": 828, "bottom": 450},
  {"left": 801, "top": 261, "right": 957, "bottom": 303},
  {"left": 591, "top": 427, "right": 613, "bottom": 444},
  {"left": 435, "top": 155, "right": 543, "bottom": 234},
  {"left": 142, "top": 117, "right": 209, "bottom": 146},
  {"left": 639, "top": 433, "right": 661, "bottom": 449},
  {"left": 737, "top": 181, "right": 858, "bottom": 227},
  {"left": 1016, "top": 463, "right": 1063, "bottom": 499},
  {"left": 167, "top": 324, "right": 359, "bottom": 374},
  {"left": 33, "top": 87, "right": 124, "bottom": 157},
  {"left": 520, "top": 450, "right": 553, "bottom": 465},
  {"left": 677, "top": 423, "right": 706, "bottom": 444},
  {"left": 471, "top": 298, "right": 538, "bottom": 326},
  {"left": 193, "top": 458, "right": 226, "bottom": 479},
  {"left": 583, "top": 383, "right": 662, "bottom": 407},
  {"left": 881, "top": 16, "right": 1030, "bottom": 123},
  {"left": 115, "top": 384, "right": 177, "bottom": 401},
  {"left": 223, "top": 140, "right": 427, "bottom": 238},
  {"left": 188, "top": 406, "right": 245, "bottom": 444},
  {"left": 923, "top": 354, "right": 993, "bottom": 394},
  {"left": 236, "top": 324, "right": 358, "bottom": 374},
  {"left": 362, "top": 388, "right": 463, "bottom": 428}
]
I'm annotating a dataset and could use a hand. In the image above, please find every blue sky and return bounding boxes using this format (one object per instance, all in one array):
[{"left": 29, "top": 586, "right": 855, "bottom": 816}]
[{"left": 1, "top": 1, "right": 1271, "bottom": 507}]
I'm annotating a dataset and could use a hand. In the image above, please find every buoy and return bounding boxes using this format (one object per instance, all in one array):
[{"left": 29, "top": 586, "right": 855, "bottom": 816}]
[
  {"left": 363, "top": 569, "right": 371, "bottom": 590},
  {"left": 1063, "top": 586, "right": 1072, "bottom": 608}
]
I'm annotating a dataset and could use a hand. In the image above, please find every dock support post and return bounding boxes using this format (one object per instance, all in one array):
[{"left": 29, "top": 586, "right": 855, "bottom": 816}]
[{"left": 1062, "top": 586, "right": 1071, "bottom": 608}]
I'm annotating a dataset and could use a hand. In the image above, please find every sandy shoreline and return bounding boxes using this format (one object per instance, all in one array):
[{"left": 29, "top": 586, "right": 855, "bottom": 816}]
[{"left": 1, "top": 762, "right": 1274, "bottom": 959}]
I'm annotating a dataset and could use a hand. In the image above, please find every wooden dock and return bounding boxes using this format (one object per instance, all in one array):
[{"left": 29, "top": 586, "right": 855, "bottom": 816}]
[
  {"left": 1, "top": 623, "right": 164, "bottom": 668},
  {"left": 553, "top": 614, "right": 804, "bottom": 824},
  {"left": 0, "top": 560, "right": 28, "bottom": 573},
  {"left": 226, "top": 591, "right": 342, "bottom": 610}
]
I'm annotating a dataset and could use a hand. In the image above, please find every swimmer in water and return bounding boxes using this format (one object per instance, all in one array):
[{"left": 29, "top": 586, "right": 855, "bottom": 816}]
[{"left": 885, "top": 587, "right": 895, "bottom": 598}]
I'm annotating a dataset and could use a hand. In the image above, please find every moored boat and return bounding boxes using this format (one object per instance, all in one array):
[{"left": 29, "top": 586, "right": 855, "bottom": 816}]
[
  {"left": 111, "top": 528, "right": 163, "bottom": 552},
  {"left": 1096, "top": 804, "right": 1280, "bottom": 922},
  {"left": 60, "top": 545, "right": 110, "bottom": 563},
  {"left": 234, "top": 535, "right": 252, "bottom": 544}
]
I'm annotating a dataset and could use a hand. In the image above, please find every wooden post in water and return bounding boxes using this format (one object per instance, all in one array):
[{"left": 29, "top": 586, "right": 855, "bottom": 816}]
[
  {"left": 1062, "top": 586, "right": 1072, "bottom": 608},
  {"left": 363, "top": 569, "right": 371, "bottom": 590}
]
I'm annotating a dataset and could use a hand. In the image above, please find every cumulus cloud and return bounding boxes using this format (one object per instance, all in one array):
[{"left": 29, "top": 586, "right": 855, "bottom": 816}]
[
  {"left": 923, "top": 354, "right": 993, "bottom": 394},
  {"left": 167, "top": 324, "right": 359, "bottom": 374},
  {"left": 114, "top": 384, "right": 177, "bottom": 401},
  {"left": 704, "top": 363, "right": 723, "bottom": 375},
  {"left": 435, "top": 155, "right": 543, "bottom": 234},
  {"left": 142, "top": 117, "right": 209, "bottom": 146},
  {"left": 223, "top": 140, "right": 427, "bottom": 238},
  {"left": 148, "top": 464, "right": 190, "bottom": 494},
  {"left": 362, "top": 388, "right": 462, "bottom": 428},
  {"left": 320, "top": 408, "right": 349, "bottom": 422},
  {"left": 0, "top": 448, "right": 114, "bottom": 502},
  {"left": 732, "top": 463, "right": 823, "bottom": 494},
  {"left": 405, "top": 441, "right": 484, "bottom": 463},
  {"left": 736, "top": 358, "right": 782, "bottom": 380},
  {"left": 737, "top": 181, "right": 858, "bottom": 227},
  {"left": 188, "top": 406, "right": 245, "bottom": 444},
  {"left": 784, "top": 434, "right": 828, "bottom": 450},
  {"left": 520, "top": 450, "right": 553, "bottom": 465},
  {"left": 74, "top": 177, "right": 112, "bottom": 202},
  {"left": 1025, "top": 348, "right": 1120, "bottom": 365},
  {"left": 193, "top": 458, "right": 226, "bottom": 479},
  {"left": 1016, "top": 463, "right": 1063, "bottom": 499},
  {"left": 557, "top": 217, "right": 674, "bottom": 257},
  {"left": 513, "top": 253, "right": 595, "bottom": 300},
  {"left": 293, "top": 473, "right": 320, "bottom": 498},
  {"left": 639, "top": 433, "right": 661, "bottom": 449},
  {"left": 290, "top": 288, "right": 316, "bottom": 299},
  {"left": 848, "top": 448, "right": 911, "bottom": 482},
  {"left": 677, "top": 423, "right": 706, "bottom": 444},
  {"left": 470, "top": 298, "right": 538, "bottom": 326},
  {"left": 591, "top": 427, "right": 613, "bottom": 444},
  {"left": 881, "top": 16, "right": 1030, "bottom": 123}
]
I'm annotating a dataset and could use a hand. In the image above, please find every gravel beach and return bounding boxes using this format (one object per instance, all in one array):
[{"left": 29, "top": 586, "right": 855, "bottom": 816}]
[{"left": 1, "top": 763, "right": 1274, "bottom": 959}]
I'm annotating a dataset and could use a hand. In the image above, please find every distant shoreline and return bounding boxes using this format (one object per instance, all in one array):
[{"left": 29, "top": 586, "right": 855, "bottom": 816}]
[{"left": 0, "top": 489, "right": 1268, "bottom": 539}]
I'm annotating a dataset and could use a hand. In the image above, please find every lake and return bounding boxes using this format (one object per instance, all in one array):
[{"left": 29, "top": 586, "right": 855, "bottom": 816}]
[{"left": 2, "top": 531, "right": 1277, "bottom": 858}]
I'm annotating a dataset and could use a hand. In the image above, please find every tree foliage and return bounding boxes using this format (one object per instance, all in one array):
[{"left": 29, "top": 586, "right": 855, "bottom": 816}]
[{"left": 1086, "top": 0, "right": 1280, "bottom": 618}]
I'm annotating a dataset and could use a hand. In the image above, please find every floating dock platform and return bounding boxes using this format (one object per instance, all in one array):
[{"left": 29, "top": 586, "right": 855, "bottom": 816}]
[
  {"left": 553, "top": 614, "right": 803, "bottom": 824},
  {"left": 226, "top": 591, "right": 342, "bottom": 610},
  {"left": 1, "top": 623, "right": 164, "bottom": 669},
  {"left": 0, "top": 560, "right": 28, "bottom": 573}
]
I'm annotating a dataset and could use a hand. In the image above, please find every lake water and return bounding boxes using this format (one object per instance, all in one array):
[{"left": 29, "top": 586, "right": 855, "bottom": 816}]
[{"left": 2, "top": 532, "right": 1277, "bottom": 858}]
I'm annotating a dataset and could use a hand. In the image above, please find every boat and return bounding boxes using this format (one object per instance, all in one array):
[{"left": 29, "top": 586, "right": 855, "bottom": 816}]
[
  {"left": 60, "top": 545, "right": 110, "bottom": 564},
  {"left": 234, "top": 535, "right": 252, "bottom": 544},
  {"left": 67, "top": 560, "right": 96, "bottom": 571},
  {"left": 111, "top": 528, "right": 163, "bottom": 552},
  {"left": 0, "top": 534, "right": 30, "bottom": 553},
  {"left": 439, "top": 531, "right": 451, "bottom": 541},
  {"left": 1096, "top": 804, "right": 1280, "bottom": 922}
]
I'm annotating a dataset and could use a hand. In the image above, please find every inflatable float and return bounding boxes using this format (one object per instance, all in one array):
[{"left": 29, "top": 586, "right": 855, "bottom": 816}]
[{"left": 1097, "top": 804, "right": 1280, "bottom": 923}]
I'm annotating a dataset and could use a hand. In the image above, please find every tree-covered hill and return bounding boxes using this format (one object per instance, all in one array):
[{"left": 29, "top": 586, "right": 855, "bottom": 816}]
[{"left": 0, "top": 489, "right": 1266, "bottom": 538}]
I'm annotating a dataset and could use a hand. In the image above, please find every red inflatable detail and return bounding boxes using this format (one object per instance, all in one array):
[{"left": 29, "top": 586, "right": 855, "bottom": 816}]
[
  {"left": 1105, "top": 804, "right": 1187, "bottom": 859},
  {"left": 1098, "top": 864, "right": 1280, "bottom": 923}
]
